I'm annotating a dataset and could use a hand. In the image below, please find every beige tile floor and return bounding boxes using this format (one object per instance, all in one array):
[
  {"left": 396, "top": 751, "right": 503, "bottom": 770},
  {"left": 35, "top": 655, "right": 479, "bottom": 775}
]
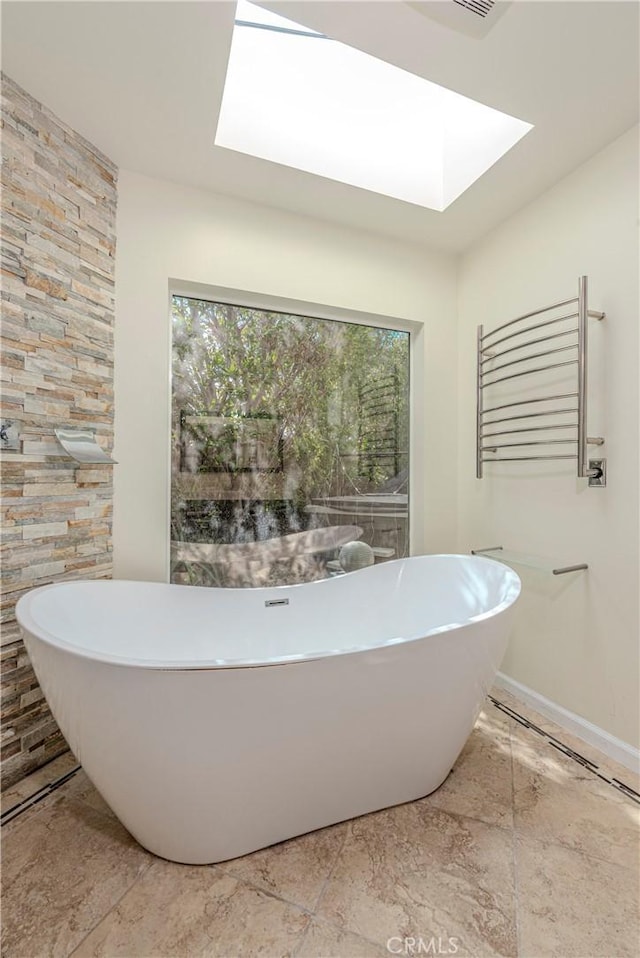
[{"left": 2, "top": 691, "right": 638, "bottom": 958}]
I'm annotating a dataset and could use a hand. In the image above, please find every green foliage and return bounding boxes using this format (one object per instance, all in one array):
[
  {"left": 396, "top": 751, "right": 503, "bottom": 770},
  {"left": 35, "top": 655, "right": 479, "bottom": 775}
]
[{"left": 172, "top": 297, "right": 409, "bottom": 500}]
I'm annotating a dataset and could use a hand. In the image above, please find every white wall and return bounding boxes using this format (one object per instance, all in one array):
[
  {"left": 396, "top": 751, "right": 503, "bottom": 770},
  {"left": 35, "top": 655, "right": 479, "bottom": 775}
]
[
  {"left": 457, "top": 127, "right": 639, "bottom": 747},
  {"left": 114, "top": 171, "right": 458, "bottom": 583}
]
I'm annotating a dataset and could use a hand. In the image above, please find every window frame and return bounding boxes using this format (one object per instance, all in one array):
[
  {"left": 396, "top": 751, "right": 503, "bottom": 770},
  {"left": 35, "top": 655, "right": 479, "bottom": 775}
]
[{"left": 167, "top": 280, "right": 425, "bottom": 583}]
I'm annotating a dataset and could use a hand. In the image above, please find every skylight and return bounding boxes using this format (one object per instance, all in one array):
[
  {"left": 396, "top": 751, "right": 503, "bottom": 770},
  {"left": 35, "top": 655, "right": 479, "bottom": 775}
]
[{"left": 215, "top": 1, "right": 533, "bottom": 211}]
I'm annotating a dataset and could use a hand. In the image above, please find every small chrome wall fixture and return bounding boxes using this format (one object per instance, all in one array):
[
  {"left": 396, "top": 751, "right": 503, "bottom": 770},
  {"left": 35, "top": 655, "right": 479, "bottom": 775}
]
[
  {"left": 54, "top": 428, "right": 117, "bottom": 464},
  {"left": 588, "top": 458, "right": 606, "bottom": 488},
  {"left": 1, "top": 420, "right": 20, "bottom": 452}
]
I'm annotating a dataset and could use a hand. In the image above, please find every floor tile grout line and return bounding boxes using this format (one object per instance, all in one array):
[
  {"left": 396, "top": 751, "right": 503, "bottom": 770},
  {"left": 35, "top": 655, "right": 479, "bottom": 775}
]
[
  {"left": 215, "top": 861, "right": 317, "bottom": 917},
  {"left": 66, "top": 857, "right": 157, "bottom": 958},
  {"left": 512, "top": 827, "right": 640, "bottom": 877},
  {"left": 300, "top": 911, "right": 391, "bottom": 956},
  {"left": 311, "top": 823, "right": 352, "bottom": 916},
  {"left": 416, "top": 793, "right": 516, "bottom": 836},
  {"left": 508, "top": 719, "right": 523, "bottom": 958},
  {"left": 490, "top": 696, "right": 640, "bottom": 805},
  {"left": 213, "top": 861, "right": 326, "bottom": 955},
  {"left": 289, "top": 910, "right": 314, "bottom": 958},
  {"left": 304, "top": 825, "right": 403, "bottom": 955},
  {"left": 216, "top": 835, "right": 388, "bottom": 956},
  {"left": 291, "top": 824, "right": 354, "bottom": 957}
]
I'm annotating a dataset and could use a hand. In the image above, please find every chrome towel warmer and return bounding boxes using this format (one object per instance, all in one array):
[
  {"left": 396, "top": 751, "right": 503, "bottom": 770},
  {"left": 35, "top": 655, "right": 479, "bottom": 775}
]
[{"left": 476, "top": 276, "right": 605, "bottom": 479}]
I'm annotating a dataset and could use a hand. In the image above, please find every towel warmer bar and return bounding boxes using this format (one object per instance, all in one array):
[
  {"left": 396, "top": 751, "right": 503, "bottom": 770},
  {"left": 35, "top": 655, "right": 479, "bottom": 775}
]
[{"left": 476, "top": 276, "right": 605, "bottom": 479}]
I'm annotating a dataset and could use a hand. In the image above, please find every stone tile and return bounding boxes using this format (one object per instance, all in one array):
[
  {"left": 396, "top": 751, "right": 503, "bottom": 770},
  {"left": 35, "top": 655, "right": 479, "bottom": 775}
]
[
  {"left": 317, "top": 803, "right": 517, "bottom": 958},
  {"left": 61, "top": 768, "right": 116, "bottom": 819},
  {"left": 516, "top": 834, "right": 640, "bottom": 958},
  {"left": 547, "top": 728, "right": 640, "bottom": 795},
  {"left": 489, "top": 685, "right": 525, "bottom": 714},
  {"left": 490, "top": 685, "right": 640, "bottom": 793},
  {"left": 296, "top": 919, "right": 388, "bottom": 957},
  {"left": 1, "top": 73, "right": 115, "bottom": 791},
  {"left": 511, "top": 721, "right": 640, "bottom": 871},
  {"left": 1, "top": 793, "right": 59, "bottom": 841},
  {"left": 1, "top": 796, "right": 151, "bottom": 958},
  {"left": 528, "top": 717, "right": 640, "bottom": 796},
  {"left": 1, "top": 748, "right": 78, "bottom": 814},
  {"left": 482, "top": 698, "right": 512, "bottom": 730},
  {"left": 422, "top": 705, "right": 514, "bottom": 829},
  {"left": 225, "top": 821, "right": 348, "bottom": 911},
  {"left": 72, "top": 861, "right": 310, "bottom": 957}
]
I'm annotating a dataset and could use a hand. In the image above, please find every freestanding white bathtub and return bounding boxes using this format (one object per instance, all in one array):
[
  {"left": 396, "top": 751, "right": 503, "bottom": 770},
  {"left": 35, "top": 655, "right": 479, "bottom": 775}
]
[{"left": 16, "top": 554, "right": 520, "bottom": 864}]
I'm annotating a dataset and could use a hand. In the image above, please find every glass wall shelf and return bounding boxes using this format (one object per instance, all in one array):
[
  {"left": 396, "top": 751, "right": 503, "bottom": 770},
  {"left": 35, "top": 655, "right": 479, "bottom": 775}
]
[{"left": 471, "top": 546, "right": 588, "bottom": 576}]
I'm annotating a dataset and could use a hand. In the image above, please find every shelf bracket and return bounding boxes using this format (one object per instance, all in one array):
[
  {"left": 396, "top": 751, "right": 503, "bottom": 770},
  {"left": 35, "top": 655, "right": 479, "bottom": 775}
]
[{"left": 472, "top": 546, "right": 588, "bottom": 575}]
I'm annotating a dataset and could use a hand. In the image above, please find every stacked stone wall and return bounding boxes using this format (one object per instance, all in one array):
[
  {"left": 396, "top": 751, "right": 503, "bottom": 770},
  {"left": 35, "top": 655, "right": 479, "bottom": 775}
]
[{"left": 1, "top": 75, "right": 117, "bottom": 787}]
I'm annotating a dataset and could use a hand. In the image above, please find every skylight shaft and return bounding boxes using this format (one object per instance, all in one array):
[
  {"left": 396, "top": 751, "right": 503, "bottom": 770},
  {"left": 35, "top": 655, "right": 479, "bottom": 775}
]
[{"left": 215, "top": 1, "right": 533, "bottom": 210}]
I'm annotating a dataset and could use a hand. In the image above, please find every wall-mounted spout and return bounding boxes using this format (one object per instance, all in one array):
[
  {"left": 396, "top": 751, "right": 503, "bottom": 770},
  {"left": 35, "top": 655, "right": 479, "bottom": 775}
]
[{"left": 54, "top": 428, "right": 117, "bottom": 464}]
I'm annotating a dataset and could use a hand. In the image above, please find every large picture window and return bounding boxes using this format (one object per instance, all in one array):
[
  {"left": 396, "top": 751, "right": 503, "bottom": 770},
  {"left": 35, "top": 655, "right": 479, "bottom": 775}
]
[{"left": 171, "top": 296, "right": 410, "bottom": 587}]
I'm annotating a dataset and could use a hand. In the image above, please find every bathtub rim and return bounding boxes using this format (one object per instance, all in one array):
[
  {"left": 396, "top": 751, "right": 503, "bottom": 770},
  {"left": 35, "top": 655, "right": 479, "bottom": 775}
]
[{"left": 16, "top": 553, "right": 521, "bottom": 672}]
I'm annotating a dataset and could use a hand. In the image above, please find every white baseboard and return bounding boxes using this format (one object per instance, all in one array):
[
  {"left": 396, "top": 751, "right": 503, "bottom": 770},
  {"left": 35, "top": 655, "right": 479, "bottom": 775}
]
[{"left": 493, "top": 672, "right": 640, "bottom": 776}]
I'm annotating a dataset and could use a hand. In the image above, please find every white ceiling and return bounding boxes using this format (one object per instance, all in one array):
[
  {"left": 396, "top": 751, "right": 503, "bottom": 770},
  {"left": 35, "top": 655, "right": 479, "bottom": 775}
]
[{"left": 2, "top": 1, "right": 638, "bottom": 252}]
